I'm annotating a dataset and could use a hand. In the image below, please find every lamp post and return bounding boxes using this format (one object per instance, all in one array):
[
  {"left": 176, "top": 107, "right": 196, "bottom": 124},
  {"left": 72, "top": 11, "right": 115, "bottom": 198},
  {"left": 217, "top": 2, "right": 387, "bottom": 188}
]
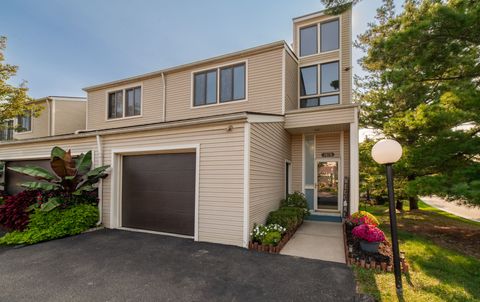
[{"left": 371, "top": 139, "right": 403, "bottom": 295}]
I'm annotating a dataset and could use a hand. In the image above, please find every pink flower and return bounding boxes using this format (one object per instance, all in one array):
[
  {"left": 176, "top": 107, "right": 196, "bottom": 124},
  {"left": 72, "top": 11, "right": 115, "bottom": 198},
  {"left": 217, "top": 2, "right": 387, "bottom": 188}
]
[{"left": 352, "top": 224, "right": 385, "bottom": 243}]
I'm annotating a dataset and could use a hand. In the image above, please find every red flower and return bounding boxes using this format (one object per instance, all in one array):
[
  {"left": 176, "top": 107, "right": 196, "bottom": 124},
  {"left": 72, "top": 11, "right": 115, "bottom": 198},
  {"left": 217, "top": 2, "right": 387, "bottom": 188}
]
[{"left": 352, "top": 224, "right": 385, "bottom": 243}]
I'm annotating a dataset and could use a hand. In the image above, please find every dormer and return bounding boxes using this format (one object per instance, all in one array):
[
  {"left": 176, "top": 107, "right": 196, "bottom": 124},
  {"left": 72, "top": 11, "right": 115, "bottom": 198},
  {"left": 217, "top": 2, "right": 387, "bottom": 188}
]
[{"left": 292, "top": 8, "right": 352, "bottom": 108}]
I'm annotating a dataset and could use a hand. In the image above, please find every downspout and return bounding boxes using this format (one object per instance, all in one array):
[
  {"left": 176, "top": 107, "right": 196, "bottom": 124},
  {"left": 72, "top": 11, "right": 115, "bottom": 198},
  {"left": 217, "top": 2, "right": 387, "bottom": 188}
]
[
  {"left": 161, "top": 72, "right": 166, "bottom": 122},
  {"left": 96, "top": 134, "right": 103, "bottom": 226},
  {"left": 46, "top": 98, "right": 52, "bottom": 136}
]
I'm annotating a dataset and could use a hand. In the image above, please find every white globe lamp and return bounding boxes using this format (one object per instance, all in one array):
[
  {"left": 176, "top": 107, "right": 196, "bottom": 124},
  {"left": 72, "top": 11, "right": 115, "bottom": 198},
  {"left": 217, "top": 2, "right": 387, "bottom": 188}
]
[{"left": 371, "top": 139, "right": 402, "bottom": 164}]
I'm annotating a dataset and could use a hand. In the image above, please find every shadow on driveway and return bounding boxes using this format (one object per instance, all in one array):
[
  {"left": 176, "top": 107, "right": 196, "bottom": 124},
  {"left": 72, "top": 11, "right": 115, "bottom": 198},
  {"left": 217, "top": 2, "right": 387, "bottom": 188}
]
[{"left": 0, "top": 229, "right": 356, "bottom": 302}]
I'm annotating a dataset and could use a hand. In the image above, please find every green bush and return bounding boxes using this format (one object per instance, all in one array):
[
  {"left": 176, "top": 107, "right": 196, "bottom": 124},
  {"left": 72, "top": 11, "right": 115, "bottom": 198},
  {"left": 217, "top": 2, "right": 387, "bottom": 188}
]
[
  {"left": 280, "top": 192, "right": 309, "bottom": 217},
  {"left": 0, "top": 203, "right": 98, "bottom": 245},
  {"left": 266, "top": 207, "right": 305, "bottom": 231},
  {"left": 262, "top": 231, "right": 282, "bottom": 246}
]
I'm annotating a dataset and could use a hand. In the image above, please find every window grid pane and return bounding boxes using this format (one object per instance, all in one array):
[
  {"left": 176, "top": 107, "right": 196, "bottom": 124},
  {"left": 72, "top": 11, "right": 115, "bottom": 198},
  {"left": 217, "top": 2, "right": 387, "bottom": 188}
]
[
  {"left": 126, "top": 89, "right": 134, "bottom": 117},
  {"left": 115, "top": 91, "right": 123, "bottom": 118},
  {"left": 300, "top": 25, "right": 318, "bottom": 57},
  {"left": 321, "top": 61, "right": 339, "bottom": 93},
  {"left": 300, "top": 65, "right": 318, "bottom": 96},
  {"left": 134, "top": 87, "right": 141, "bottom": 115},
  {"left": 220, "top": 67, "right": 233, "bottom": 102},
  {"left": 321, "top": 19, "right": 339, "bottom": 52},
  {"left": 206, "top": 71, "right": 217, "bottom": 104},
  {"left": 194, "top": 73, "right": 206, "bottom": 106},
  {"left": 233, "top": 65, "right": 245, "bottom": 100}
]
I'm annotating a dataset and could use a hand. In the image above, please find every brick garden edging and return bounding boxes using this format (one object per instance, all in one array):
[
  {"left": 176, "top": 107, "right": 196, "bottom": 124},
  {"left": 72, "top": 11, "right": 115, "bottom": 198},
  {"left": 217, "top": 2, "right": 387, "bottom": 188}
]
[{"left": 248, "top": 222, "right": 302, "bottom": 254}]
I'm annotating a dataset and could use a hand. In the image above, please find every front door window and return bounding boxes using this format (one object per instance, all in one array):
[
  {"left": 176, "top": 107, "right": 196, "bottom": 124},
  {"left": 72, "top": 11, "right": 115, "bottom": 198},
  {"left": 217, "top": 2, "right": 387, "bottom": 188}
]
[{"left": 317, "top": 161, "right": 339, "bottom": 210}]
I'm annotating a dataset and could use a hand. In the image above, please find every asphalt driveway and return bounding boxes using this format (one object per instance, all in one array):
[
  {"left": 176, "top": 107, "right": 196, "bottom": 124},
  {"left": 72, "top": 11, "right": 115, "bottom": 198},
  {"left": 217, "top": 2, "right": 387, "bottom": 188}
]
[{"left": 0, "top": 229, "right": 356, "bottom": 302}]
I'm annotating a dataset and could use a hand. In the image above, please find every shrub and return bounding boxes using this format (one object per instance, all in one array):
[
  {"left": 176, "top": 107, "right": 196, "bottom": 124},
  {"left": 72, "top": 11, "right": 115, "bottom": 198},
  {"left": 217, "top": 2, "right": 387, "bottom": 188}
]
[
  {"left": 349, "top": 211, "right": 380, "bottom": 226},
  {"left": 0, "top": 203, "right": 98, "bottom": 245},
  {"left": 250, "top": 223, "right": 286, "bottom": 245},
  {"left": 352, "top": 224, "right": 386, "bottom": 243},
  {"left": 280, "top": 192, "right": 309, "bottom": 217},
  {"left": 0, "top": 190, "right": 42, "bottom": 231},
  {"left": 266, "top": 207, "right": 305, "bottom": 231},
  {"left": 262, "top": 231, "right": 282, "bottom": 246}
]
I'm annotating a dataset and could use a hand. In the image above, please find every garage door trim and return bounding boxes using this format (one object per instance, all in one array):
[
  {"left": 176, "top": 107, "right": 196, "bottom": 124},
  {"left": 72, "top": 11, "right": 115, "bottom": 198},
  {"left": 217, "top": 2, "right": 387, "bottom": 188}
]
[{"left": 110, "top": 144, "right": 200, "bottom": 241}]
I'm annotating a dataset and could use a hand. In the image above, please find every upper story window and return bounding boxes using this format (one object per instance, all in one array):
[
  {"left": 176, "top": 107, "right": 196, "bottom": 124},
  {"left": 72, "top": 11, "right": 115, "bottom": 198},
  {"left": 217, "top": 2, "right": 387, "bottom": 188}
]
[
  {"left": 300, "top": 61, "right": 340, "bottom": 108},
  {"left": 0, "top": 120, "right": 14, "bottom": 141},
  {"left": 193, "top": 62, "right": 246, "bottom": 107},
  {"left": 17, "top": 112, "right": 32, "bottom": 132},
  {"left": 108, "top": 86, "right": 141, "bottom": 119},
  {"left": 299, "top": 18, "right": 339, "bottom": 57},
  {"left": 300, "top": 25, "right": 318, "bottom": 57}
]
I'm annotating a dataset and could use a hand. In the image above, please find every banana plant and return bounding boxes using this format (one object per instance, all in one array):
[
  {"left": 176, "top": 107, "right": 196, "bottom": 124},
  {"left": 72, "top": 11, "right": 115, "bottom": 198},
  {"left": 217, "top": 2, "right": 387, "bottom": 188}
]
[{"left": 8, "top": 146, "right": 109, "bottom": 211}]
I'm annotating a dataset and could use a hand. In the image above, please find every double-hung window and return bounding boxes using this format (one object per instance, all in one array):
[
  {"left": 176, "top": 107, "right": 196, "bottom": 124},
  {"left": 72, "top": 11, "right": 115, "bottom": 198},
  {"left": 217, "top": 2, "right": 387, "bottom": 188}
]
[
  {"left": 193, "top": 62, "right": 246, "bottom": 107},
  {"left": 17, "top": 112, "right": 32, "bottom": 132},
  {"left": 300, "top": 61, "right": 340, "bottom": 108},
  {"left": 108, "top": 86, "right": 141, "bottom": 119},
  {"left": 299, "top": 18, "right": 339, "bottom": 57}
]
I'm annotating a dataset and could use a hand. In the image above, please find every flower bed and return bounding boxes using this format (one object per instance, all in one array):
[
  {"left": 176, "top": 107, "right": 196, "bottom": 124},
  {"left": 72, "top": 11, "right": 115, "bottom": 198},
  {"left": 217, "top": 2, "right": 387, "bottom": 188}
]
[
  {"left": 344, "top": 211, "right": 409, "bottom": 272},
  {"left": 248, "top": 192, "right": 308, "bottom": 254}
]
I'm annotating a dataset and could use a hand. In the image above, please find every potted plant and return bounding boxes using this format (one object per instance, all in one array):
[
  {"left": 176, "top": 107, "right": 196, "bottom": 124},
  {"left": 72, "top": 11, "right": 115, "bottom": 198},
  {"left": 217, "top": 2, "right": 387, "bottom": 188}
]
[{"left": 352, "top": 223, "right": 386, "bottom": 253}]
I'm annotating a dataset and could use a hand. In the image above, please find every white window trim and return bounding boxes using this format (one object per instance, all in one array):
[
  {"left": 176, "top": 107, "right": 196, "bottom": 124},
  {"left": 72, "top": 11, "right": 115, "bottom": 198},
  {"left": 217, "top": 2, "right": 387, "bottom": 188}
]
[
  {"left": 105, "top": 82, "right": 144, "bottom": 121},
  {"left": 298, "top": 60, "right": 341, "bottom": 108},
  {"left": 296, "top": 15, "right": 342, "bottom": 58},
  {"left": 285, "top": 159, "right": 292, "bottom": 197},
  {"left": 190, "top": 59, "right": 248, "bottom": 109}
]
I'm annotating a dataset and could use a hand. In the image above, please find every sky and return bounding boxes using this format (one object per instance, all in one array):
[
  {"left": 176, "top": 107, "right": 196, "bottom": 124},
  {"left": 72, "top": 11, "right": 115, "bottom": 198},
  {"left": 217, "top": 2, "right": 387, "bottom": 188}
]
[{"left": 1, "top": 0, "right": 403, "bottom": 99}]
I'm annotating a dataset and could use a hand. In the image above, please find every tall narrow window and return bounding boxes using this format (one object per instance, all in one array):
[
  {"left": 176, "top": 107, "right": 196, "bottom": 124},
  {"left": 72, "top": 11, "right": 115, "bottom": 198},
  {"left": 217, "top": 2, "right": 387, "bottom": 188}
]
[
  {"left": 125, "top": 86, "right": 141, "bottom": 117},
  {"left": 0, "top": 120, "right": 13, "bottom": 141},
  {"left": 108, "top": 90, "right": 123, "bottom": 119},
  {"left": 300, "top": 25, "right": 318, "bottom": 57},
  {"left": 321, "top": 61, "right": 339, "bottom": 93},
  {"left": 194, "top": 69, "right": 217, "bottom": 106},
  {"left": 220, "top": 63, "right": 245, "bottom": 103},
  {"left": 321, "top": 19, "right": 339, "bottom": 52},
  {"left": 17, "top": 112, "right": 32, "bottom": 132}
]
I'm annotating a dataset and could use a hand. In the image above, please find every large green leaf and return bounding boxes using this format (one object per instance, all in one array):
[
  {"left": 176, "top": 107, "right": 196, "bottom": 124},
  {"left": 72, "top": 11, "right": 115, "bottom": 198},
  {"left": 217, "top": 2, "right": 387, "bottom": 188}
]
[
  {"left": 21, "top": 181, "right": 60, "bottom": 191},
  {"left": 8, "top": 166, "right": 56, "bottom": 181},
  {"left": 75, "top": 151, "right": 92, "bottom": 176},
  {"left": 73, "top": 184, "right": 95, "bottom": 195},
  {"left": 51, "top": 146, "right": 66, "bottom": 159},
  {"left": 40, "top": 197, "right": 62, "bottom": 212}
]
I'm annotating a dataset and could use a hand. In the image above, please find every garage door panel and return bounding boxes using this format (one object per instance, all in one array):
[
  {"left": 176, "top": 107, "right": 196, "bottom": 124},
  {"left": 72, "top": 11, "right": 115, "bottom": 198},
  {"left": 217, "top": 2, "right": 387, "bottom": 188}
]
[{"left": 121, "top": 153, "right": 195, "bottom": 236}]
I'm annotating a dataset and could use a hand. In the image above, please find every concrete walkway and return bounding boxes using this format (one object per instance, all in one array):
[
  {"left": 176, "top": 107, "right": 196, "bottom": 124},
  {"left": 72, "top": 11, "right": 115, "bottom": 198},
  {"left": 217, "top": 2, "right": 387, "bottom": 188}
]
[
  {"left": 422, "top": 196, "right": 480, "bottom": 222},
  {"left": 280, "top": 221, "right": 346, "bottom": 263}
]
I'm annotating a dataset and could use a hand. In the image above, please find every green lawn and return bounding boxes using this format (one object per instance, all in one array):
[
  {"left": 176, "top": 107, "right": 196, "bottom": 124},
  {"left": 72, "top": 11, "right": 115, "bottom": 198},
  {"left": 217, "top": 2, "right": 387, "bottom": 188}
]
[{"left": 355, "top": 201, "right": 480, "bottom": 302}]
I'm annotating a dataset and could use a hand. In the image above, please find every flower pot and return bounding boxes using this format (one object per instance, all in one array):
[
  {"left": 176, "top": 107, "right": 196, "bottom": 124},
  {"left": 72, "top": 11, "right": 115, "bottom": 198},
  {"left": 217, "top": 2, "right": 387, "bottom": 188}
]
[{"left": 359, "top": 240, "right": 380, "bottom": 253}]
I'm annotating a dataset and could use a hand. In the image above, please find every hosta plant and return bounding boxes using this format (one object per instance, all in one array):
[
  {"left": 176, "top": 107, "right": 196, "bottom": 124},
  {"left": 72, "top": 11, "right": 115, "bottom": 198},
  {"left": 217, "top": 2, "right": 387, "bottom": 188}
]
[
  {"left": 8, "top": 146, "right": 109, "bottom": 212},
  {"left": 352, "top": 223, "right": 386, "bottom": 243}
]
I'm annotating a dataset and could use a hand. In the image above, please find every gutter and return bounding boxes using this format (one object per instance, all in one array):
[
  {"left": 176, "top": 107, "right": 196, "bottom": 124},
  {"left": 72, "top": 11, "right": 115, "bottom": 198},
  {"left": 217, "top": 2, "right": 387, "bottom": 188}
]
[
  {"left": 46, "top": 98, "right": 52, "bottom": 136},
  {"left": 95, "top": 134, "right": 103, "bottom": 226}
]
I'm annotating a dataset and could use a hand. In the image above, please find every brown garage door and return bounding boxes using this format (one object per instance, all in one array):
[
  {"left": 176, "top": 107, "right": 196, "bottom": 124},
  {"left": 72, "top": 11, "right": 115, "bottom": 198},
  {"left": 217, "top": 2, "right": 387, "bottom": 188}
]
[
  {"left": 121, "top": 153, "right": 196, "bottom": 236},
  {"left": 5, "top": 159, "right": 52, "bottom": 195}
]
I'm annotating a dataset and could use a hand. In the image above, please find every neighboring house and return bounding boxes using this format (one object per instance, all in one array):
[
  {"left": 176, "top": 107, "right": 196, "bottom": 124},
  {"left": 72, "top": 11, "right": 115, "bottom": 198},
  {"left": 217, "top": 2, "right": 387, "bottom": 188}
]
[
  {"left": 0, "top": 8, "right": 358, "bottom": 248},
  {"left": 0, "top": 96, "right": 87, "bottom": 142}
]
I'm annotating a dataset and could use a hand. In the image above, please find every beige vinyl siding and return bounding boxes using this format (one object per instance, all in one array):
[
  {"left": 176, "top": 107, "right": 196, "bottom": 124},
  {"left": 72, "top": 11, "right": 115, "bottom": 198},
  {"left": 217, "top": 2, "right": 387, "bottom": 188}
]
[
  {"left": 13, "top": 101, "right": 48, "bottom": 140},
  {"left": 291, "top": 134, "right": 303, "bottom": 192},
  {"left": 166, "top": 48, "right": 284, "bottom": 121},
  {"left": 249, "top": 122, "right": 291, "bottom": 230},
  {"left": 87, "top": 77, "right": 164, "bottom": 130},
  {"left": 284, "top": 50, "right": 298, "bottom": 112},
  {"left": 344, "top": 131, "right": 350, "bottom": 177},
  {"left": 101, "top": 122, "right": 246, "bottom": 246},
  {"left": 284, "top": 106, "right": 356, "bottom": 129},
  {"left": 340, "top": 9, "right": 352, "bottom": 105},
  {"left": 316, "top": 133, "right": 340, "bottom": 159},
  {"left": 86, "top": 47, "right": 284, "bottom": 130},
  {"left": 53, "top": 100, "right": 86, "bottom": 135}
]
